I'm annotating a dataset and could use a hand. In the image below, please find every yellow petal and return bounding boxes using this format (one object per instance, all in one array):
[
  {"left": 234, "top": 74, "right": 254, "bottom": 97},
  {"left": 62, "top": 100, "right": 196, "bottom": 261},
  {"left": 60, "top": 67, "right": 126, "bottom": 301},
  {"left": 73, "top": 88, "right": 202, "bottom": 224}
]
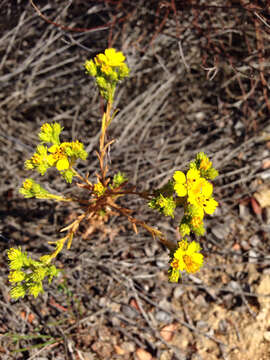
[
  {"left": 186, "top": 168, "right": 201, "bottom": 182},
  {"left": 105, "top": 48, "right": 125, "bottom": 66},
  {"left": 56, "top": 158, "right": 69, "bottom": 171},
  {"left": 186, "top": 241, "right": 201, "bottom": 255},
  {"left": 201, "top": 181, "right": 213, "bottom": 197},
  {"left": 204, "top": 197, "right": 218, "bottom": 214},
  {"left": 48, "top": 144, "right": 58, "bottom": 153},
  {"left": 179, "top": 223, "right": 190, "bottom": 236},
  {"left": 178, "top": 256, "right": 186, "bottom": 272},
  {"left": 191, "top": 253, "right": 204, "bottom": 268},
  {"left": 184, "top": 253, "right": 203, "bottom": 273},
  {"left": 200, "top": 157, "right": 212, "bottom": 171},
  {"left": 173, "top": 171, "right": 186, "bottom": 184},
  {"left": 95, "top": 53, "right": 107, "bottom": 65},
  {"left": 174, "top": 183, "right": 187, "bottom": 197}
]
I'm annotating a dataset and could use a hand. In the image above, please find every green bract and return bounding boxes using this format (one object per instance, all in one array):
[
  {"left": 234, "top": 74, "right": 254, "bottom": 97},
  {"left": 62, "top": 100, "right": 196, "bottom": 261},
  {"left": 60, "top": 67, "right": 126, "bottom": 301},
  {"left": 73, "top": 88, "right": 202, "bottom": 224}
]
[
  {"left": 19, "top": 178, "right": 70, "bottom": 200},
  {"left": 189, "top": 151, "right": 219, "bottom": 180},
  {"left": 7, "top": 248, "right": 60, "bottom": 299},
  {"left": 39, "top": 122, "right": 62, "bottom": 145},
  {"left": 20, "top": 178, "right": 50, "bottom": 199},
  {"left": 149, "top": 194, "right": 176, "bottom": 218},
  {"left": 111, "top": 172, "right": 128, "bottom": 189}
]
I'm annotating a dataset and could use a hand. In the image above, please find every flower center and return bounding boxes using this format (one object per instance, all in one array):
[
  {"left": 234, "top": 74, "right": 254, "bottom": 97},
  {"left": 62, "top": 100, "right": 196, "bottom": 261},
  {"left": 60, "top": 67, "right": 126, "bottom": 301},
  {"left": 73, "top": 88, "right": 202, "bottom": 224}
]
[
  {"left": 183, "top": 255, "right": 199, "bottom": 273},
  {"left": 171, "top": 259, "right": 179, "bottom": 269},
  {"left": 200, "top": 158, "right": 211, "bottom": 171},
  {"left": 191, "top": 216, "right": 203, "bottom": 228}
]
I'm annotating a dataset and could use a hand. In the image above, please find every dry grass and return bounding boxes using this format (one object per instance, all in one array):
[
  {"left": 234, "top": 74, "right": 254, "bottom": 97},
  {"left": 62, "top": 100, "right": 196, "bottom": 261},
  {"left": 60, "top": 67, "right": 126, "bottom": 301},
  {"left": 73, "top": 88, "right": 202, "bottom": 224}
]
[{"left": 0, "top": 1, "right": 270, "bottom": 359}]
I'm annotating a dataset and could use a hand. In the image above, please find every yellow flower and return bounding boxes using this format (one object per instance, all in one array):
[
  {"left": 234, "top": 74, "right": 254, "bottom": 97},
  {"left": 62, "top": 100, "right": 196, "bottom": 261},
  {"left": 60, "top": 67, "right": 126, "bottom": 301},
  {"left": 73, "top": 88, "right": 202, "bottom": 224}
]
[
  {"left": 39, "top": 122, "right": 62, "bottom": 144},
  {"left": 188, "top": 177, "right": 210, "bottom": 200},
  {"left": 94, "top": 49, "right": 127, "bottom": 77},
  {"left": 174, "top": 166, "right": 218, "bottom": 217},
  {"left": 32, "top": 153, "right": 42, "bottom": 165},
  {"left": 179, "top": 223, "right": 190, "bottom": 237},
  {"left": 190, "top": 216, "right": 203, "bottom": 228},
  {"left": 68, "top": 140, "right": 88, "bottom": 160},
  {"left": 95, "top": 55, "right": 112, "bottom": 75},
  {"left": 173, "top": 168, "right": 201, "bottom": 197},
  {"left": 97, "top": 48, "right": 126, "bottom": 67},
  {"left": 86, "top": 48, "right": 129, "bottom": 100},
  {"left": 25, "top": 145, "right": 51, "bottom": 175},
  {"left": 48, "top": 144, "right": 70, "bottom": 171},
  {"left": 189, "top": 180, "right": 218, "bottom": 215},
  {"left": 171, "top": 239, "right": 203, "bottom": 275},
  {"left": 101, "top": 63, "right": 113, "bottom": 76},
  {"left": 56, "top": 158, "right": 70, "bottom": 171},
  {"left": 200, "top": 157, "right": 212, "bottom": 171},
  {"left": 23, "top": 179, "right": 33, "bottom": 191},
  {"left": 46, "top": 141, "right": 87, "bottom": 174},
  {"left": 173, "top": 171, "right": 187, "bottom": 197},
  {"left": 202, "top": 197, "right": 218, "bottom": 215},
  {"left": 93, "top": 181, "right": 106, "bottom": 197},
  {"left": 186, "top": 168, "right": 201, "bottom": 189}
]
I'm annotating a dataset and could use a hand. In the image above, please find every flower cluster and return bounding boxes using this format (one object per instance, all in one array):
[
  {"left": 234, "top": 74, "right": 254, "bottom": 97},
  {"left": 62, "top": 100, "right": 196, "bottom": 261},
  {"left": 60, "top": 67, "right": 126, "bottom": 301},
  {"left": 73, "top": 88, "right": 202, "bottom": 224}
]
[
  {"left": 169, "top": 239, "right": 203, "bottom": 282},
  {"left": 149, "top": 193, "right": 176, "bottom": 218},
  {"left": 7, "top": 248, "right": 59, "bottom": 299},
  {"left": 19, "top": 178, "right": 66, "bottom": 201},
  {"left": 85, "top": 48, "right": 129, "bottom": 101},
  {"left": 148, "top": 181, "right": 176, "bottom": 217},
  {"left": 110, "top": 171, "right": 128, "bottom": 189},
  {"left": 149, "top": 153, "right": 218, "bottom": 282},
  {"left": 93, "top": 181, "right": 106, "bottom": 197},
  {"left": 25, "top": 123, "right": 87, "bottom": 183},
  {"left": 174, "top": 152, "right": 218, "bottom": 237}
]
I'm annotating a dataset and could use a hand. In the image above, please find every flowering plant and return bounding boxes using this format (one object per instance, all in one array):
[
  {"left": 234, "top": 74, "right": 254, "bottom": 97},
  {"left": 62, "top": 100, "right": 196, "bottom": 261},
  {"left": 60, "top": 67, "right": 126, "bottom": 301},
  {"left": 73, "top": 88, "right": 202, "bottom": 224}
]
[{"left": 7, "top": 49, "right": 218, "bottom": 299}]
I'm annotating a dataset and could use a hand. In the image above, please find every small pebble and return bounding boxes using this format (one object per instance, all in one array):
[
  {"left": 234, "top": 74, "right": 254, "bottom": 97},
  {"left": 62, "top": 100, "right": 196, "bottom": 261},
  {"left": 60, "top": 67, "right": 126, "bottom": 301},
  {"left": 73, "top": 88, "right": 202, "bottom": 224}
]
[
  {"left": 121, "top": 304, "right": 140, "bottom": 319},
  {"left": 239, "top": 203, "right": 250, "bottom": 220},
  {"left": 263, "top": 207, "right": 270, "bottom": 225},
  {"left": 261, "top": 170, "right": 270, "bottom": 180},
  {"left": 155, "top": 310, "right": 172, "bottom": 323},
  {"left": 240, "top": 240, "right": 250, "bottom": 251},
  {"left": 228, "top": 281, "right": 239, "bottom": 291},
  {"left": 156, "top": 260, "right": 167, "bottom": 269},
  {"left": 211, "top": 224, "right": 229, "bottom": 241},
  {"left": 99, "top": 297, "right": 107, "bottom": 307},
  {"left": 196, "top": 320, "right": 209, "bottom": 331},
  {"left": 218, "top": 319, "right": 228, "bottom": 333},
  {"left": 264, "top": 331, "right": 270, "bottom": 342},
  {"left": 158, "top": 298, "right": 172, "bottom": 312},
  {"left": 194, "top": 294, "right": 208, "bottom": 307},
  {"left": 249, "top": 235, "right": 260, "bottom": 247},
  {"left": 249, "top": 249, "right": 259, "bottom": 263},
  {"left": 160, "top": 350, "right": 173, "bottom": 360},
  {"left": 173, "top": 286, "right": 185, "bottom": 299},
  {"left": 122, "top": 341, "right": 135, "bottom": 353},
  {"left": 234, "top": 120, "right": 245, "bottom": 136}
]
